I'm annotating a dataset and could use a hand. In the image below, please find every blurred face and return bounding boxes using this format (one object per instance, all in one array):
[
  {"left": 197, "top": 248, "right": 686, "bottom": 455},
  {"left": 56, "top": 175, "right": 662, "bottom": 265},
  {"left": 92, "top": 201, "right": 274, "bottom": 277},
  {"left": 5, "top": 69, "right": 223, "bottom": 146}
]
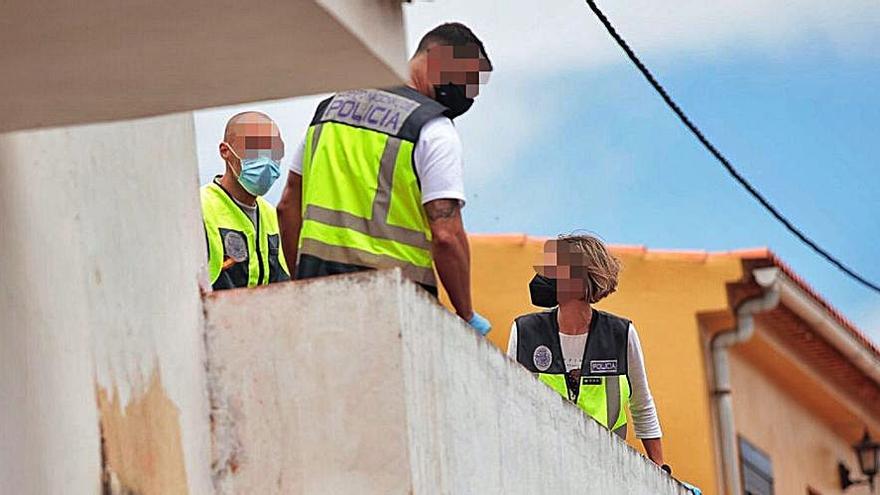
[
  {"left": 220, "top": 117, "right": 285, "bottom": 171},
  {"left": 425, "top": 43, "right": 492, "bottom": 98},
  {"left": 535, "top": 240, "right": 590, "bottom": 303}
]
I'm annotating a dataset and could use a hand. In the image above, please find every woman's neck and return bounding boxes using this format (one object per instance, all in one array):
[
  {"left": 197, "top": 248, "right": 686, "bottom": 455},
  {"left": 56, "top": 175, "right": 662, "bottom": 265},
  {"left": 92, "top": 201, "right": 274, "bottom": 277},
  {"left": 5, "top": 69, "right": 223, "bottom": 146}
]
[{"left": 557, "top": 299, "right": 592, "bottom": 335}]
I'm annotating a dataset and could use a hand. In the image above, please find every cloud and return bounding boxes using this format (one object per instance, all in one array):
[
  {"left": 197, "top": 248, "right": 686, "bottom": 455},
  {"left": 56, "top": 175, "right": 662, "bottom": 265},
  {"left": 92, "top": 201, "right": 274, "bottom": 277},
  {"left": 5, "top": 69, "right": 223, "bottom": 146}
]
[
  {"left": 195, "top": 0, "right": 879, "bottom": 199},
  {"left": 404, "top": 0, "right": 879, "bottom": 73},
  {"left": 403, "top": 0, "right": 879, "bottom": 188}
]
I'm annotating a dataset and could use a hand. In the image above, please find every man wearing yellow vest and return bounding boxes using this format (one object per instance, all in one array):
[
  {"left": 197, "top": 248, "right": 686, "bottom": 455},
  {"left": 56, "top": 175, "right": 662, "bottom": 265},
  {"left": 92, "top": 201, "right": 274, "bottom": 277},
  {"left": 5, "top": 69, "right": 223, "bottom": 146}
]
[
  {"left": 277, "top": 23, "right": 492, "bottom": 334},
  {"left": 202, "top": 111, "right": 290, "bottom": 290},
  {"left": 509, "top": 234, "right": 667, "bottom": 467}
]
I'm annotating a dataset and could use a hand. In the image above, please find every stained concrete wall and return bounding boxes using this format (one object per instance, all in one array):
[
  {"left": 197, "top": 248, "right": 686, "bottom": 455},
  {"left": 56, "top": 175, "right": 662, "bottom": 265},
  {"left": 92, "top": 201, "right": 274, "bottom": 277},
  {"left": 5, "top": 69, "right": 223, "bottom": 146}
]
[
  {"left": 0, "top": 113, "right": 211, "bottom": 494},
  {"left": 205, "top": 270, "right": 687, "bottom": 494}
]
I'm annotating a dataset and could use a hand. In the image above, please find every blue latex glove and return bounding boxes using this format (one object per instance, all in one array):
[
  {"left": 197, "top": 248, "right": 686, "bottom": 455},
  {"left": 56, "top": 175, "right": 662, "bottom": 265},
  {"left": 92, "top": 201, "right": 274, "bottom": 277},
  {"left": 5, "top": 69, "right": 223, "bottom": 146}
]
[
  {"left": 681, "top": 482, "right": 701, "bottom": 495},
  {"left": 467, "top": 311, "right": 492, "bottom": 336}
]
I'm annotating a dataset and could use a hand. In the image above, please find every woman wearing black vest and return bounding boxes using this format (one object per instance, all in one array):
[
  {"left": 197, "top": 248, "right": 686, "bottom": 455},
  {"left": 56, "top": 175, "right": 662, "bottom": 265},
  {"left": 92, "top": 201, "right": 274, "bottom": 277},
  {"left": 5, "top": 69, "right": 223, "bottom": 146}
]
[{"left": 507, "top": 234, "right": 667, "bottom": 468}]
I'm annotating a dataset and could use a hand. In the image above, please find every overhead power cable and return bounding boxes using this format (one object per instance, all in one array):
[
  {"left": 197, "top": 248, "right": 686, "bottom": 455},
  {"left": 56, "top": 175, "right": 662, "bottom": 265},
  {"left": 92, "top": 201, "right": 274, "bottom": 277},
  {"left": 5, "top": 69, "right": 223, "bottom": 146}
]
[{"left": 583, "top": 0, "right": 880, "bottom": 295}]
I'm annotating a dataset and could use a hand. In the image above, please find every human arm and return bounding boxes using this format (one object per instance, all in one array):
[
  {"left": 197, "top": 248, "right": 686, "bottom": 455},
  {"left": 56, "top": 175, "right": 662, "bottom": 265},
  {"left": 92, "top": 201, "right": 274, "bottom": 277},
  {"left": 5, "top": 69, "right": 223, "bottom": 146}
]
[
  {"left": 276, "top": 171, "right": 303, "bottom": 278},
  {"left": 627, "top": 323, "right": 664, "bottom": 465},
  {"left": 507, "top": 322, "right": 518, "bottom": 359},
  {"left": 414, "top": 117, "right": 478, "bottom": 322},
  {"left": 425, "top": 199, "right": 473, "bottom": 320},
  {"left": 642, "top": 438, "right": 664, "bottom": 466}
]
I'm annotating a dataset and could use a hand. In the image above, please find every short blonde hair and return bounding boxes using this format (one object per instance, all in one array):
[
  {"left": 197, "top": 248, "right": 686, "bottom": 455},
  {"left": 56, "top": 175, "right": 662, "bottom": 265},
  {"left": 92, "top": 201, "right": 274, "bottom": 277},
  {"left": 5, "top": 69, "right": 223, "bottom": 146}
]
[{"left": 556, "top": 233, "right": 621, "bottom": 303}]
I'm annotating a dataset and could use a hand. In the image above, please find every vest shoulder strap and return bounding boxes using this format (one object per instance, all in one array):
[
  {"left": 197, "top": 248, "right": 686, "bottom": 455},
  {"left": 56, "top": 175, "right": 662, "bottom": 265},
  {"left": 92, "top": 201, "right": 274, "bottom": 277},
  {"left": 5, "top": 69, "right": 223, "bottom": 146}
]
[
  {"left": 255, "top": 196, "right": 280, "bottom": 234},
  {"left": 201, "top": 182, "right": 253, "bottom": 232},
  {"left": 514, "top": 310, "right": 566, "bottom": 374},
  {"left": 310, "top": 87, "right": 446, "bottom": 142},
  {"left": 582, "top": 310, "right": 631, "bottom": 377}
]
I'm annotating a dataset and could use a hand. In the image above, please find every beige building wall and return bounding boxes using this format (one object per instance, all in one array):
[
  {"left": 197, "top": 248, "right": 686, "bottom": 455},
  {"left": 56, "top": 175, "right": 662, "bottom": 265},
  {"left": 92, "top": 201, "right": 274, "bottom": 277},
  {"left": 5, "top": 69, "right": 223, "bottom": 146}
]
[{"left": 729, "top": 350, "right": 859, "bottom": 495}]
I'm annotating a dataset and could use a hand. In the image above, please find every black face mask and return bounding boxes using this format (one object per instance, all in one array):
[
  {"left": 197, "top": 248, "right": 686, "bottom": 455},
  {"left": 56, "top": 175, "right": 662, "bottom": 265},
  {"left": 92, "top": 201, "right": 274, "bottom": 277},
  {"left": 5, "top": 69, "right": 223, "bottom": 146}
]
[
  {"left": 529, "top": 274, "right": 558, "bottom": 308},
  {"left": 434, "top": 83, "right": 474, "bottom": 119}
]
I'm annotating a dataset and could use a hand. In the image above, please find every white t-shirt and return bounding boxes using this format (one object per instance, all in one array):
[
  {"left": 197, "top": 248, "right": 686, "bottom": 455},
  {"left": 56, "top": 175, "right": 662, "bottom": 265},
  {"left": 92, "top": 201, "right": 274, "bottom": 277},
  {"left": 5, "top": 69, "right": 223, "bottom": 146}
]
[
  {"left": 507, "top": 318, "right": 663, "bottom": 440},
  {"left": 289, "top": 116, "right": 465, "bottom": 205}
]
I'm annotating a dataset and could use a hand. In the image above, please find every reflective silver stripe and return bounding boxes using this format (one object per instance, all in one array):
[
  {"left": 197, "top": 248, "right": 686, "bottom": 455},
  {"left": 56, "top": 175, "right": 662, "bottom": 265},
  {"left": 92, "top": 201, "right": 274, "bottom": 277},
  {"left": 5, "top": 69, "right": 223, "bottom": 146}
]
[
  {"left": 302, "top": 134, "right": 430, "bottom": 250},
  {"left": 300, "top": 238, "right": 436, "bottom": 286},
  {"left": 613, "top": 425, "right": 627, "bottom": 440},
  {"left": 605, "top": 375, "right": 621, "bottom": 432},
  {"left": 310, "top": 123, "right": 323, "bottom": 159},
  {"left": 303, "top": 204, "right": 430, "bottom": 250},
  {"left": 372, "top": 136, "right": 401, "bottom": 221}
]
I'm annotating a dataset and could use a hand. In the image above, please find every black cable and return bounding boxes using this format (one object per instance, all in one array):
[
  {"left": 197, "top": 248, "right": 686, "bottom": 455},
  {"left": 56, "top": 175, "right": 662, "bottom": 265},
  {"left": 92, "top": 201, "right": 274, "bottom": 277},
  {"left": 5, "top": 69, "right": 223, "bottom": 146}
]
[{"left": 583, "top": 0, "right": 880, "bottom": 295}]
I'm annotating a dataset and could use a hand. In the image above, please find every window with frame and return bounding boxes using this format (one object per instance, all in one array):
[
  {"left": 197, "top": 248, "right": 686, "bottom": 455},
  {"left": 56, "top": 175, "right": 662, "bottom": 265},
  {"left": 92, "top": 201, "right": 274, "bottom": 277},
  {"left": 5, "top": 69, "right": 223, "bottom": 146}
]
[{"left": 739, "top": 436, "right": 774, "bottom": 495}]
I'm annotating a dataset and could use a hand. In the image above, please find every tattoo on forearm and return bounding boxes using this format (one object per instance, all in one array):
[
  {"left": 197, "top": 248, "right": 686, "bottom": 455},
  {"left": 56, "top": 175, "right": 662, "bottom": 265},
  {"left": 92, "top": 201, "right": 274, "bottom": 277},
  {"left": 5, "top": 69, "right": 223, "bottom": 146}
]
[{"left": 425, "top": 199, "right": 460, "bottom": 221}]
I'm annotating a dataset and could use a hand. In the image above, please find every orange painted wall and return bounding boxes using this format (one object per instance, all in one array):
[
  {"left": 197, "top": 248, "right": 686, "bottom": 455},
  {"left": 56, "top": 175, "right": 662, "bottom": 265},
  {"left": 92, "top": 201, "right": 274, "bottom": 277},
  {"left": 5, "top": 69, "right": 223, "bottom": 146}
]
[{"left": 442, "top": 234, "right": 750, "bottom": 493}]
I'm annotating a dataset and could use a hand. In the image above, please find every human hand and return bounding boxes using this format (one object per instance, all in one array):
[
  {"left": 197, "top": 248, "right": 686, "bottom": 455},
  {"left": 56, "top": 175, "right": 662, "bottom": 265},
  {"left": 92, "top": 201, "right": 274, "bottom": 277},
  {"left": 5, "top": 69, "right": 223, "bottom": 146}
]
[
  {"left": 467, "top": 311, "right": 492, "bottom": 336},
  {"left": 681, "top": 482, "right": 701, "bottom": 495}
]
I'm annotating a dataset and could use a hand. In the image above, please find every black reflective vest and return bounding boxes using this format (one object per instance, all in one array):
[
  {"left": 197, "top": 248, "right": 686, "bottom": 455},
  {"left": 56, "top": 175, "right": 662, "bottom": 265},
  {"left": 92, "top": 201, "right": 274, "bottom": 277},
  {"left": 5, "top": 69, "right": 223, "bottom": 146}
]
[{"left": 515, "top": 308, "right": 631, "bottom": 438}]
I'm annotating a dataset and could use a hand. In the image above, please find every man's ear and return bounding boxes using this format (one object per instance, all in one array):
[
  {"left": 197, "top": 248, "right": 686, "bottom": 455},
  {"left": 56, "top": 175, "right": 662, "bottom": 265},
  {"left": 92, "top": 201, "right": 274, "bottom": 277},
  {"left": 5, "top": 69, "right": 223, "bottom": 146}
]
[{"left": 219, "top": 142, "right": 231, "bottom": 161}]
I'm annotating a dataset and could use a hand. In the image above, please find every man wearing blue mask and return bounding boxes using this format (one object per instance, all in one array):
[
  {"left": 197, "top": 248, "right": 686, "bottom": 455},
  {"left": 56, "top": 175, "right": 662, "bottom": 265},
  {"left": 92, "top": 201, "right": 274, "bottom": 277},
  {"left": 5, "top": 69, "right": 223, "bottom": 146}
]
[
  {"left": 201, "top": 111, "right": 290, "bottom": 290},
  {"left": 277, "top": 23, "right": 493, "bottom": 335}
]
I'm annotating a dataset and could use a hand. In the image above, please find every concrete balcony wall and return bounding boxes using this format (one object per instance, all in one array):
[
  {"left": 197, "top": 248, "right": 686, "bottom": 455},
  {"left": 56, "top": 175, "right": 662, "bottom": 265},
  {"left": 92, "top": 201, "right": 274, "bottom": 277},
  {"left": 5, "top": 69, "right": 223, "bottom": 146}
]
[{"left": 204, "top": 270, "right": 687, "bottom": 494}]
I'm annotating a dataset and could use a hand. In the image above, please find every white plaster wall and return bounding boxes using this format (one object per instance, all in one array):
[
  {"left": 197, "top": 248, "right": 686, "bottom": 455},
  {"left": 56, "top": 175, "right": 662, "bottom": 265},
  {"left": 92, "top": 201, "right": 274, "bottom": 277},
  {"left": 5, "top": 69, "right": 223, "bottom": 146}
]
[
  {"left": 0, "top": 113, "right": 212, "bottom": 494},
  {"left": 204, "top": 273, "right": 414, "bottom": 495},
  {"left": 204, "top": 270, "right": 687, "bottom": 495}
]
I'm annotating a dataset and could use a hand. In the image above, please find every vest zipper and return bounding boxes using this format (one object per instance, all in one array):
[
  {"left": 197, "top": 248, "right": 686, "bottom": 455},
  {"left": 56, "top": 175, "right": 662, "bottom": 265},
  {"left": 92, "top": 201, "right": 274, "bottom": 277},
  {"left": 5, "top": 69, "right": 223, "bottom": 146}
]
[
  {"left": 571, "top": 313, "right": 601, "bottom": 403},
  {"left": 255, "top": 203, "right": 265, "bottom": 285}
]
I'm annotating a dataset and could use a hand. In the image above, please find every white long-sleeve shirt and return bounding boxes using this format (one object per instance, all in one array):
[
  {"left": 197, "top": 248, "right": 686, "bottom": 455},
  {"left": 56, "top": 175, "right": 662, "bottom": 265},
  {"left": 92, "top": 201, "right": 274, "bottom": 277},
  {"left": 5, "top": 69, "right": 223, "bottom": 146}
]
[{"left": 507, "top": 320, "right": 662, "bottom": 439}]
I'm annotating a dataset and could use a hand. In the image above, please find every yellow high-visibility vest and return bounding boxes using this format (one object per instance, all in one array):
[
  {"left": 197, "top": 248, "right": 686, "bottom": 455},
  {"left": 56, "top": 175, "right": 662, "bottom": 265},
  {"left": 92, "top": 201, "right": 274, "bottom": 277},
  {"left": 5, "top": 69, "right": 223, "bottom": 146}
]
[
  {"left": 201, "top": 180, "right": 289, "bottom": 290},
  {"left": 298, "top": 87, "right": 448, "bottom": 287}
]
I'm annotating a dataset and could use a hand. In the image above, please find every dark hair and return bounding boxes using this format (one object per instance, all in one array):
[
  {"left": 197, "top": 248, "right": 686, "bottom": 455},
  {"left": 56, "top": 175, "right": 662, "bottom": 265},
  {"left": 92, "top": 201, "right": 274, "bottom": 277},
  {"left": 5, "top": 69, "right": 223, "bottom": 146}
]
[{"left": 415, "top": 22, "right": 493, "bottom": 70}]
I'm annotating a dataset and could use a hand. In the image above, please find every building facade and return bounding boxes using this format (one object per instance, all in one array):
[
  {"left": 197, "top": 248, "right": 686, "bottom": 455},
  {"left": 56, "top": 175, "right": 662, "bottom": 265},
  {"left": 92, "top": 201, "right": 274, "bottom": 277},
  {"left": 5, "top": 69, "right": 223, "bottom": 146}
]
[{"left": 455, "top": 234, "right": 880, "bottom": 494}]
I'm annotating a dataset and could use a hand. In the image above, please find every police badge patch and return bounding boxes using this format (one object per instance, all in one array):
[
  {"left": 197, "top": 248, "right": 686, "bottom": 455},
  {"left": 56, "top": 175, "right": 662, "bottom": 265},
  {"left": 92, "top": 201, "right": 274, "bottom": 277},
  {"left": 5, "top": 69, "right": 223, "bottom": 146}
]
[
  {"left": 222, "top": 231, "right": 248, "bottom": 262},
  {"left": 533, "top": 345, "right": 552, "bottom": 371}
]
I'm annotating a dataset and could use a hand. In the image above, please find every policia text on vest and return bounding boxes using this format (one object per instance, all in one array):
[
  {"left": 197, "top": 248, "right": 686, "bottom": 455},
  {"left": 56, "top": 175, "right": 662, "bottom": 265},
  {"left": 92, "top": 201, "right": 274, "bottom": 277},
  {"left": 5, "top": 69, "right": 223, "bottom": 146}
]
[
  {"left": 295, "top": 87, "right": 447, "bottom": 289},
  {"left": 202, "top": 181, "right": 290, "bottom": 290}
]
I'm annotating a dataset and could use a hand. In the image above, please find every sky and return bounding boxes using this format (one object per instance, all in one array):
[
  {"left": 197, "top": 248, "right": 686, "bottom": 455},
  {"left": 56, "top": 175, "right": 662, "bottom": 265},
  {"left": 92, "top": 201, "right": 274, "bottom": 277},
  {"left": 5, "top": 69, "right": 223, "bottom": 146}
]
[{"left": 194, "top": 0, "right": 880, "bottom": 342}]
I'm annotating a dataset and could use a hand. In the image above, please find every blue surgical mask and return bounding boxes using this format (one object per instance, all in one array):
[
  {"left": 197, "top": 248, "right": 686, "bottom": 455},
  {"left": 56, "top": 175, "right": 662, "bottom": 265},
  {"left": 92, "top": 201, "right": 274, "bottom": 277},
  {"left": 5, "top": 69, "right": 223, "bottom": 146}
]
[{"left": 227, "top": 145, "right": 280, "bottom": 197}]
